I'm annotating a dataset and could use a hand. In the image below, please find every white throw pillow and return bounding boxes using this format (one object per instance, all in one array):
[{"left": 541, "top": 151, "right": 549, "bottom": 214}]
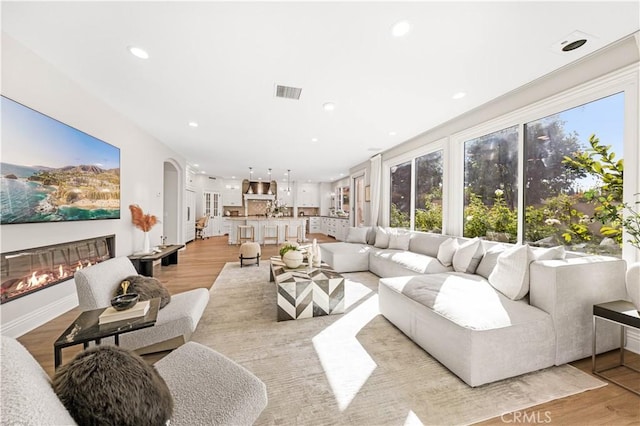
[
  {"left": 488, "top": 244, "right": 532, "bottom": 300},
  {"left": 436, "top": 237, "right": 459, "bottom": 267},
  {"left": 452, "top": 238, "right": 484, "bottom": 274},
  {"left": 475, "top": 243, "right": 508, "bottom": 279},
  {"left": 533, "top": 245, "right": 566, "bottom": 261},
  {"left": 388, "top": 232, "right": 411, "bottom": 250},
  {"left": 374, "top": 227, "right": 390, "bottom": 249},
  {"left": 346, "top": 227, "right": 369, "bottom": 244}
]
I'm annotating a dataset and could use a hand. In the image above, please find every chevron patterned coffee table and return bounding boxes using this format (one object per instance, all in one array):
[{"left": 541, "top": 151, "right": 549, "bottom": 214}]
[{"left": 269, "top": 257, "right": 345, "bottom": 321}]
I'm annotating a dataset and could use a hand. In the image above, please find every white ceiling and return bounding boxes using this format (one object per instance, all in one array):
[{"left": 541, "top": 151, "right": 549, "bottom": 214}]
[{"left": 2, "top": 1, "right": 639, "bottom": 183}]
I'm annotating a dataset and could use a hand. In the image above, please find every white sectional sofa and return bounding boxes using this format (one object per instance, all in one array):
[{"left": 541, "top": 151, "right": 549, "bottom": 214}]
[{"left": 320, "top": 227, "right": 627, "bottom": 387}]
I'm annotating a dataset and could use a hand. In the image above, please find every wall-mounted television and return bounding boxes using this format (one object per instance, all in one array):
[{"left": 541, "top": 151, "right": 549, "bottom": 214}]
[{"left": 0, "top": 95, "right": 120, "bottom": 224}]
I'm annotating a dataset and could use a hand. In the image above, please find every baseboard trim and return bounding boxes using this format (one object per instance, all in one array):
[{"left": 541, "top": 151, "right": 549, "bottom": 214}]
[
  {"left": 626, "top": 329, "right": 640, "bottom": 354},
  {"left": 0, "top": 294, "right": 77, "bottom": 338}
]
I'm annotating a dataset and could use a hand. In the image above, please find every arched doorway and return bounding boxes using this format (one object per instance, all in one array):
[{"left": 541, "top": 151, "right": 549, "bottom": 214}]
[{"left": 163, "top": 160, "right": 182, "bottom": 244}]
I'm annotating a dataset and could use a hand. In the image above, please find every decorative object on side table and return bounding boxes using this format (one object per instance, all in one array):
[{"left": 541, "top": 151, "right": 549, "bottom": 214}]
[
  {"left": 279, "top": 242, "right": 303, "bottom": 268},
  {"left": 129, "top": 204, "right": 159, "bottom": 254},
  {"left": 623, "top": 195, "right": 640, "bottom": 311},
  {"left": 110, "top": 293, "right": 139, "bottom": 311}
]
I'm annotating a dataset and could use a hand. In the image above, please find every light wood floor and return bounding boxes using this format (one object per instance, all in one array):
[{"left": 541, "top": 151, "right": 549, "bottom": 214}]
[{"left": 16, "top": 235, "right": 640, "bottom": 425}]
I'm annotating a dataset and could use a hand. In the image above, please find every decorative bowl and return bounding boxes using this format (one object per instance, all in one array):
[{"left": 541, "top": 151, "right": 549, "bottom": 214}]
[{"left": 110, "top": 293, "right": 139, "bottom": 311}]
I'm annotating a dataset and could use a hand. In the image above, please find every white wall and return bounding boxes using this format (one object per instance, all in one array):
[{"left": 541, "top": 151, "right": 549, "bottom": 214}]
[{"left": 0, "top": 34, "right": 186, "bottom": 337}]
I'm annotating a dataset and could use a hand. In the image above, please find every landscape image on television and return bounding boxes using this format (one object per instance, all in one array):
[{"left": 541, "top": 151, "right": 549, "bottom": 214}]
[{"left": 1, "top": 96, "right": 120, "bottom": 224}]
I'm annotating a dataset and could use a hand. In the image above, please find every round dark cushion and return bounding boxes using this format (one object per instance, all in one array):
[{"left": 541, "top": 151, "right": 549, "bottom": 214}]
[{"left": 53, "top": 345, "right": 173, "bottom": 426}]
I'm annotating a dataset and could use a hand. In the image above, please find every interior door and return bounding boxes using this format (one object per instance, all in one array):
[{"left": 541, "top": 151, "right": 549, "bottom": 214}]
[{"left": 204, "top": 191, "right": 223, "bottom": 236}]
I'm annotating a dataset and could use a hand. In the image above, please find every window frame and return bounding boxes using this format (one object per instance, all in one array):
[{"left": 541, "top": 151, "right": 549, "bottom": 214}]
[{"left": 448, "top": 64, "right": 638, "bottom": 261}]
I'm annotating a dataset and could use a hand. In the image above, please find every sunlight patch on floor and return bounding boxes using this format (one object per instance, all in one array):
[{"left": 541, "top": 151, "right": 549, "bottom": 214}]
[
  {"left": 404, "top": 410, "right": 425, "bottom": 426},
  {"left": 312, "top": 291, "right": 379, "bottom": 411}
]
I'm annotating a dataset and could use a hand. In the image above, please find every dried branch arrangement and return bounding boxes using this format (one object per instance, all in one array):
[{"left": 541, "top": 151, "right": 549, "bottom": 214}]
[{"left": 129, "top": 204, "right": 158, "bottom": 232}]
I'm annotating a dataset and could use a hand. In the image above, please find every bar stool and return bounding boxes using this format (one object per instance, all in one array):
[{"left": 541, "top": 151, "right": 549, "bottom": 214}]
[
  {"left": 263, "top": 224, "right": 278, "bottom": 245},
  {"left": 284, "top": 224, "right": 301, "bottom": 243},
  {"left": 238, "top": 225, "right": 254, "bottom": 245}
]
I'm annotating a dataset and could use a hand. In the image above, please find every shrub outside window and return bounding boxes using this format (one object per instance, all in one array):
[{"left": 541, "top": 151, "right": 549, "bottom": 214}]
[{"left": 463, "top": 126, "right": 518, "bottom": 242}]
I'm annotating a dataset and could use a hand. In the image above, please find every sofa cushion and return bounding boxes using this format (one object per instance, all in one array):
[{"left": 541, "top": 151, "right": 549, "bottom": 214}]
[
  {"left": 379, "top": 273, "right": 544, "bottom": 331},
  {"left": 319, "top": 242, "right": 371, "bottom": 273},
  {"left": 408, "top": 232, "right": 450, "bottom": 257},
  {"left": 488, "top": 244, "right": 532, "bottom": 300},
  {"left": 374, "top": 227, "right": 390, "bottom": 248},
  {"left": 346, "top": 227, "right": 369, "bottom": 244},
  {"left": 53, "top": 345, "right": 173, "bottom": 426},
  {"left": 389, "top": 232, "right": 411, "bottom": 250},
  {"left": 369, "top": 249, "right": 452, "bottom": 277},
  {"left": 436, "top": 237, "right": 459, "bottom": 267},
  {"left": 452, "top": 238, "right": 484, "bottom": 274}
]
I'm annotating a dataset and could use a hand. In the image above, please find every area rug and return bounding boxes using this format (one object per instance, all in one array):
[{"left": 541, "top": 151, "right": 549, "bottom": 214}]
[{"left": 191, "top": 262, "right": 606, "bottom": 426}]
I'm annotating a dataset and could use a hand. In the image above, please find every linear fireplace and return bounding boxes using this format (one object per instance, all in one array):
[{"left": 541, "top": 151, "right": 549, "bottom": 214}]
[{"left": 1, "top": 235, "right": 115, "bottom": 304}]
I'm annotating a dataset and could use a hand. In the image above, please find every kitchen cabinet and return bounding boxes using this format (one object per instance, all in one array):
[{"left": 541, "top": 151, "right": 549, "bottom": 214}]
[
  {"left": 222, "top": 180, "right": 242, "bottom": 206},
  {"left": 309, "top": 217, "right": 321, "bottom": 233},
  {"left": 296, "top": 183, "right": 320, "bottom": 207}
]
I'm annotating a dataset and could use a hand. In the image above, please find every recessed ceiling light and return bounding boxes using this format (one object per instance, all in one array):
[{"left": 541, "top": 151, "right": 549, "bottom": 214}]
[
  {"left": 128, "top": 46, "right": 149, "bottom": 59},
  {"left": 188, "top": 121, "right": 198, "bottom": 128},
  {"left": 452, "top": 92, "right": 466, "bottom": 100},
  {"left": 231, "top": 176, "right": 236, "bottom": 179},
  {"left": 389, "top": 131, "right": 397, "bottom": 136},
  {"left": 562, "top": 39, "right": 587, "bottom": 52},
  {"left": 391, "top": 20, "right": 411, "bottom": 37},
  {"left": 311, "top": 138, "right": 318, "bottom": 142},
  {"left": 323, "top": 102, "right": 336, "bottom": 111},
  {"left": 201, "top": 171, "right": 206, "bottom": 174},
  {"left": 193, "top": 164, "right": 199, "bottom": 167}
]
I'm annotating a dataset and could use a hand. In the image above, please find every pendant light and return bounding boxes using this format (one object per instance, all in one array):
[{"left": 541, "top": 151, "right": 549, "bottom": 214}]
[
  {"left": 267, "top": 168, "right": 273, "bottom": 195},
  {"left": 287, "top": 169, "right": 291, "bottom": 196},
  {"left": 247, "top": 167, "right": 254, "bottom": 194}
]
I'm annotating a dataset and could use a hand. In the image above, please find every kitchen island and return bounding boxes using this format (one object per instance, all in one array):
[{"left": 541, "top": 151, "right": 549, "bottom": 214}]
[{"left": 225, "top": 217, "right": 307, "bottom": 245}]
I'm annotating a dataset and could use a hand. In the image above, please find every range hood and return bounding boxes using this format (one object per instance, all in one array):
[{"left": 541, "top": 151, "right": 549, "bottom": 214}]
[{"left": 244, "top": 181, "right": 276, "bottom": 200}]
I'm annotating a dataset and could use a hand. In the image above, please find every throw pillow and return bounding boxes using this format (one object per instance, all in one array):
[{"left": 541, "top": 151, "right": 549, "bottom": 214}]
[
  {"left": 488, "top": 244, "right": 532, "bottom": 300},
  {"left": 388, "top": 232, "right": 411, "bottom": 250},
  {"left": 533, "top": 245, "right": 566, "bottom": 261},
  {"left": 452, "top": 238, "right": 484, "bottom": 274},
  {"left": 366, "top": 226, "right": 377, "bottom": 245},
  {"left": 374, "top": 227, "right": 390, "bottom": 249},
  {"left": 475, "top": 243, "right": 508, "bottom": 279},
  {"left": 116, "top": 275, "right": 171, "bottom": 309},
  {"left": 436, "top": 237, "right": 459, "bottom": 267},
  {"left": 53, "top": 345, "right": 173, "bottom": 426},
  {"left": 346, "top": 227, "right": 369, "bottom": 244}
]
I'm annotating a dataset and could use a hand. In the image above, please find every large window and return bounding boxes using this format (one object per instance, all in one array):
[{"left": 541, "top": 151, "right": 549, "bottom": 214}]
[
  {"left": 390, "top": 160, "right": 411, "bottom": 228},
  {"left": 524, "top": 93, "right": 624, "bottom": 255},
  {"left": 463, "top": 126, "right": 518, "bottom": 242},
  {"left": 415, "top": 151, "right": 443, "bottom": 232}
]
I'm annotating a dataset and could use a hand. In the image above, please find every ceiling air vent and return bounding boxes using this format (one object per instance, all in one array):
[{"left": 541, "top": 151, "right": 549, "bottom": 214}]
[{"left": 275, "top": 84, "right": 302, "bottom": 100}]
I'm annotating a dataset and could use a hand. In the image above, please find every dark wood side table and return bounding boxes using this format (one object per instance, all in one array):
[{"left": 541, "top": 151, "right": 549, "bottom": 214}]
[
  {"left": 592, "top": 300, "right": 640, "bottom": 395},
  {"left": 128, "top": 244, "right": 185, "bottom": 276},
  {"left": 53, "top": 298, "right": 160, "bottom": 369}
]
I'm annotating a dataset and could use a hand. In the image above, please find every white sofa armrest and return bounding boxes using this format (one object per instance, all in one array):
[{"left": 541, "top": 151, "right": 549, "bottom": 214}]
[{"left": 529, "top": 256, "right": 627, "bottom": 365}]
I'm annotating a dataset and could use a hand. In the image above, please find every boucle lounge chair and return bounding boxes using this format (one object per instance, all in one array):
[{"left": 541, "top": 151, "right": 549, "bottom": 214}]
[
  {"left": 73, "top": 256, "right": 209, "bottom": 353},
  {"left": 0, "top": 336, "right": 268, "bottom": 425}
]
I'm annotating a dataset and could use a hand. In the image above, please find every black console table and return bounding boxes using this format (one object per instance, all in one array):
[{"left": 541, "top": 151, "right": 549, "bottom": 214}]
[{"left": 128, "top": 244, "right": 185, "bottom": 276}]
